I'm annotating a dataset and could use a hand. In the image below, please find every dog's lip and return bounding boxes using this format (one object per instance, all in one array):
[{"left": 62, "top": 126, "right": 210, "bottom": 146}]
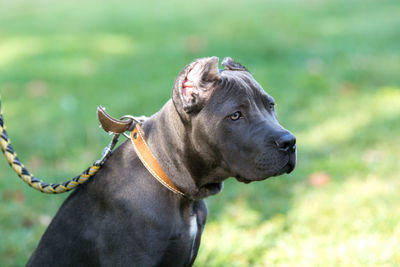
[
  {"left": 285, "top": 163, "right": 295, "bottom": 174},
  {"left": 285, "top": 150, "right": 297, "bottom": 174}
]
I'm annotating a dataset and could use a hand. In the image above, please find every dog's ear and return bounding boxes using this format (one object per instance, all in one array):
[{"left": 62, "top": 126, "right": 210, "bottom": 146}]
[
  {"left": 221, "top": 57, "right": 248, "bottom": 72},
  {"left": 173, "top": 57, "right": 221, "bottom": 114}
]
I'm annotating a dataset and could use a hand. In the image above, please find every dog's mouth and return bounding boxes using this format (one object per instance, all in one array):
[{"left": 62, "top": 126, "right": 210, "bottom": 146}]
[{"left": 235, "top": 152, "right": 296, "bottom": 184}]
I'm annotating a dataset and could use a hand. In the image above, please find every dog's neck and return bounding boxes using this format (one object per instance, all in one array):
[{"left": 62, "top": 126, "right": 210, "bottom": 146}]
[{"left": 141, "top": 100, "right": 228, "bottom": 200}]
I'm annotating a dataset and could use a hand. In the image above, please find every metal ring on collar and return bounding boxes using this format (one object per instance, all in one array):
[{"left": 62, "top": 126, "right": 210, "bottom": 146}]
[{"left": 119, "top": 115, "right": 142, "bottom": 138}]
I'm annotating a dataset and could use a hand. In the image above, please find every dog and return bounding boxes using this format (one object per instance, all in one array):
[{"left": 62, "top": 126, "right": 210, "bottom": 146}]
[{"left": 27, "top": 57, "right": 296, "bottom": 266}]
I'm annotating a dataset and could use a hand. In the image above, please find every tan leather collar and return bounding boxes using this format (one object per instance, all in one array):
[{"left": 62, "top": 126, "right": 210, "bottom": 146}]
[
  {"left": 97, "top": 106, "right": 184, "bottom": 196},
  {"left": 130, "top": 124, "right": 185, "bottom": 197}
]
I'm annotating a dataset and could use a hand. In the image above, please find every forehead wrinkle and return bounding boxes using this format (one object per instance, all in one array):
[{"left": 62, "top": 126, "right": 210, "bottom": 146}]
[
  {"left": 221, "top": 70, "right": 268, "bottom": 102},
  {"left": 216, "top": 74, "right": 254, "bottom": 106},
  {"left": 219, "top": 70, "right": 274, "bottom": 116},
  {"left": 221, "top": 71, "right": 254, "bottom": 92}
]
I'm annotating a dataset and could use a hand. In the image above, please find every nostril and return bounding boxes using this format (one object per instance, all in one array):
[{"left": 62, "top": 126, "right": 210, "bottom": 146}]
[{"left": 275, "top": 133, "right": 296, "bottom": 151}]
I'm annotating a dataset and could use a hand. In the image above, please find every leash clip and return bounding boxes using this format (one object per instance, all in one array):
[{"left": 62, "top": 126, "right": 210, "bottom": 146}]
[
  {"left": 95, "top": 143, "right": 112, "bottom": 166},
  {"left": 95, "top": 134, "right": 120, "bottom": 166}
]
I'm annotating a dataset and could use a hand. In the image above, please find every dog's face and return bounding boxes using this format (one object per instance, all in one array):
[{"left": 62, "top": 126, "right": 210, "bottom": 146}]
[
  {"left": 172, "top": 57, "right": 296, "bottom": 187},
  {"left": 210, "top": 67, "right": 296, "bottom": 183}
]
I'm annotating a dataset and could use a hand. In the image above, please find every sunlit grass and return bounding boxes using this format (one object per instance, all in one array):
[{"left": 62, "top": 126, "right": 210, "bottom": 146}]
[
  {"left": 299, "top": 87, "right": 400, "bottom": 148},
  {"left": 197, "top": 173, "right": 400, "bottom": 266},
  {"left": 0, "top": 37, "right": 43, "bottom": 66}
]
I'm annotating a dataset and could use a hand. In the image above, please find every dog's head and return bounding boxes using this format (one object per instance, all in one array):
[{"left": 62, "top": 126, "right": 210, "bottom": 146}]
[{"left": 172, "top": 56, "right": 296, "bottom": 186}]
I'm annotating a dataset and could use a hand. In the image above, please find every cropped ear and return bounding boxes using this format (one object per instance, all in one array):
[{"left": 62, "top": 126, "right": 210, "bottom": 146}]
[
  {"left": 173, "top": 57, "right": 221, "bottom": 114},
  {"left": 221, "top": 57, "right": 248, "bottom": 72}
]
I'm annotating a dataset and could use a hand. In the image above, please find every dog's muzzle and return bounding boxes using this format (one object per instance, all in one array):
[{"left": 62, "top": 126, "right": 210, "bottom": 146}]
[{"left": 275, "top": 132, "right": 296, "bottom": 174}]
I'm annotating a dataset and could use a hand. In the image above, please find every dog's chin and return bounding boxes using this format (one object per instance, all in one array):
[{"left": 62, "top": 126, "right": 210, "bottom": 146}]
[
  {"left": 235, "top": 161, "right": 295, "bottom": 184},
  {"left": 235, "top": 174, "right": 274, "bottom": 184},
  {"left": 235, "top": 175, "right": 256, "bottom": 184}
]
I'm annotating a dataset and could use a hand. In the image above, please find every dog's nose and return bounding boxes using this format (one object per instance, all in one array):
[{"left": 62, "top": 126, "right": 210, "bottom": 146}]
[{"left": 275, "top": 132, "right": 296, "bottom": 152}]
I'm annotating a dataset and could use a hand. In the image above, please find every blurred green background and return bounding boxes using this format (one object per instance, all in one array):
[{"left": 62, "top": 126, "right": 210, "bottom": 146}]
[{"left": 1, "top": 0, "right": 400, "bottom": 266}]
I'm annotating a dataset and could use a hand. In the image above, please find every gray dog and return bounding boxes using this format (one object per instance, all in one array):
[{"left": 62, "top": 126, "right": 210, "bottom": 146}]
[{"left": 27, "top": 57, "right": 296, "bottom": 266}]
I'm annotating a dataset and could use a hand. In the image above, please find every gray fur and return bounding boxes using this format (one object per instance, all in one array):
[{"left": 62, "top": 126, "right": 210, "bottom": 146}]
[{"left": 27, "top": 57, "right": 296, "bottom": 266}]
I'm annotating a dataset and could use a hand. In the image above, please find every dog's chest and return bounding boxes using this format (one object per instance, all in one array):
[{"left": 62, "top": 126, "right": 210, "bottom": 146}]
[
  {"left": 188, "top": 215, "right": 198, "bottom": 239},
  {"left": 161, "top": 214, "right": 199, "bottom": 265},
  {"left": 188, "top": 215, "right": 198, "bottom": 258},
  {"left": 173, "top": 215, "right": 198, "bottom": 250}
]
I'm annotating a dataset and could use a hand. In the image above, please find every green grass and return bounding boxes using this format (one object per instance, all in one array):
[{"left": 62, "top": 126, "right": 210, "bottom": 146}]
[{"left": 0, "top": 0, "right": 400, "bottom": 266}]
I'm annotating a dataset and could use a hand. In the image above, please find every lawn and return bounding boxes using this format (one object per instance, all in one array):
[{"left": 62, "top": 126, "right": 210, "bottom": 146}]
[{"left": 0, "top": 0, "right": 400, "bottom": 266}]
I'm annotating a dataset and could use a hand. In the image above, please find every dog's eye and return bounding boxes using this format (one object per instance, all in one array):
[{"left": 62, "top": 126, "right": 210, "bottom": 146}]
[
  {"left": 230, "top": 111, "right": 242, "bottom": 121},
  {"left": 268, "top": 102, "right": 275, "bottom": 111}
]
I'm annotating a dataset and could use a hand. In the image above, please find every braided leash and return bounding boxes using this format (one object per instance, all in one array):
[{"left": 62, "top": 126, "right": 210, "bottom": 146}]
[{"left": 0, "top": 100, "right": 119, "bottom": 194}]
